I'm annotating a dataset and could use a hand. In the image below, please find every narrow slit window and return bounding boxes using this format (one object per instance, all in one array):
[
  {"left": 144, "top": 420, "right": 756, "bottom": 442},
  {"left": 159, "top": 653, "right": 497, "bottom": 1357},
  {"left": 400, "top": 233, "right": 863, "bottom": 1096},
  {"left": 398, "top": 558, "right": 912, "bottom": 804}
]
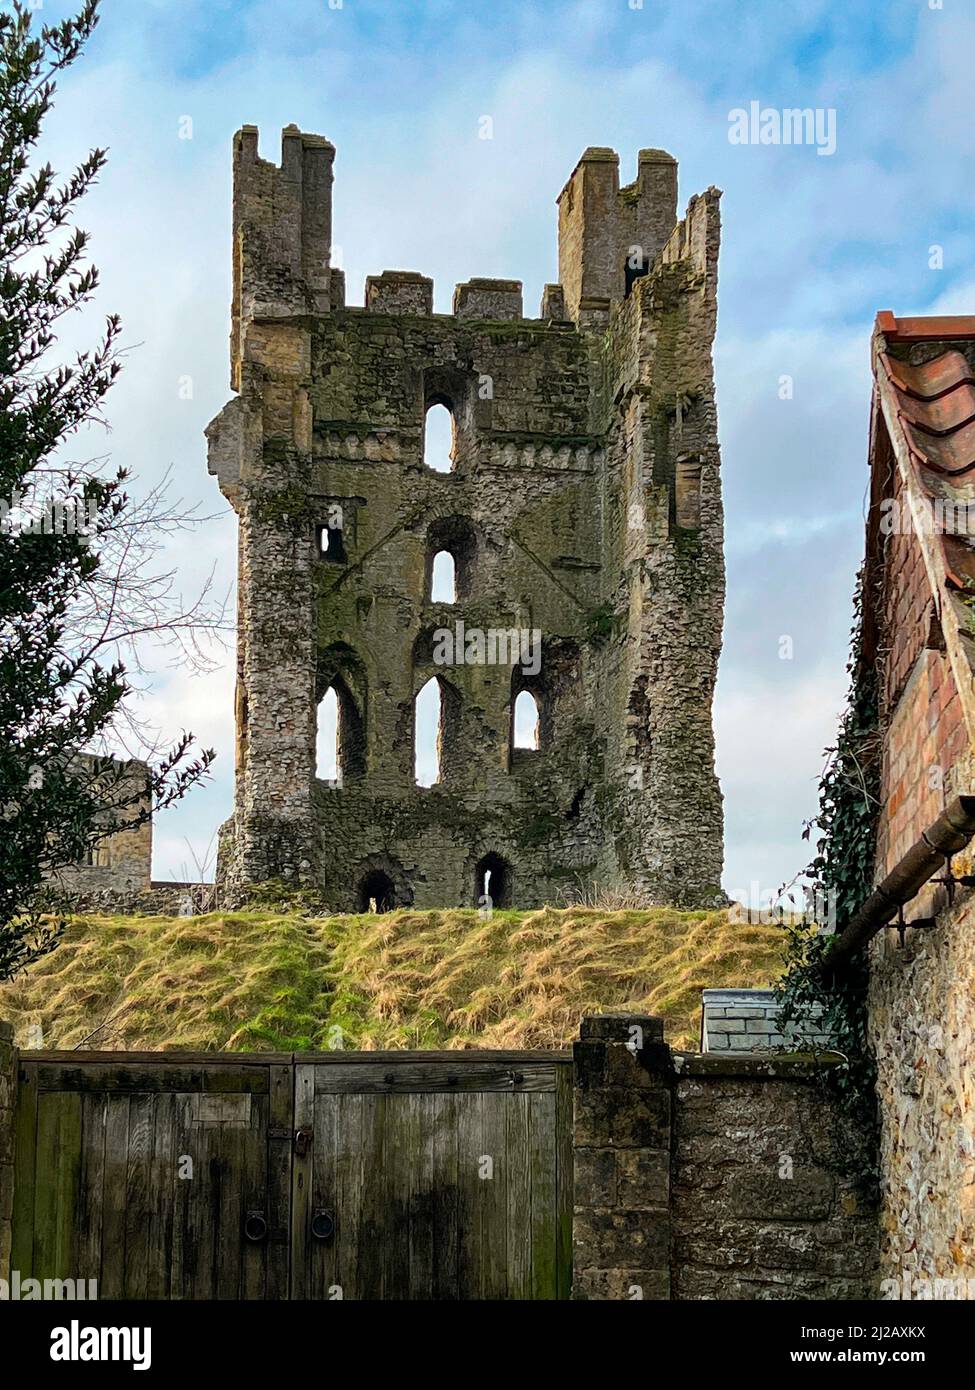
[
  {"left": 318, "top": 519, "right": 346, "bottom": 563},
  {"left": 624, "top": 244, "right": 649, "bottom": 298},
  {"left": 316, "top": 687, "right": 340, "bottom": 783},
  {"left": 675, "top": 456, "right": 702, "bottom": 529},
  {"left": 512, "top": 690, "right": 540, "bottom": 750},
  {"left": 430, "top": 550, "right": 456, "bottom": 604},
  {"left": 414, "top": 677, "right": 442, "bottom": 786},
  {"left": 424, "top": 402, "right": 454, "bottom": 473}
]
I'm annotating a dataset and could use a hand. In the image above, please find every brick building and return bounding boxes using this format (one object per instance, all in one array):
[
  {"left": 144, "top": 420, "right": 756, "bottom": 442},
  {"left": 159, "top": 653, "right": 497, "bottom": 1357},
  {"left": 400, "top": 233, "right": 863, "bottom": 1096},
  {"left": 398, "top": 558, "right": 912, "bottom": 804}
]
[{"left": 861, "top": 311, "right": 975, "bottom": 1290}]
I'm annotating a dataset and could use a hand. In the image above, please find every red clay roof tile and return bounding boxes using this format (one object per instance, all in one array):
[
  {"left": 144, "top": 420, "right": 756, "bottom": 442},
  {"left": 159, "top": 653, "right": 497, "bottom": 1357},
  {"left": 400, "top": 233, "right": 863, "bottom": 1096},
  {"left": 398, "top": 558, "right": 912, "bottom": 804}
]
[
  {"left": 875, "top": 317, "right": 975, "bottom": 592},
  {"left": 877, "top": 312, "right": 975, "bottom": 342}
]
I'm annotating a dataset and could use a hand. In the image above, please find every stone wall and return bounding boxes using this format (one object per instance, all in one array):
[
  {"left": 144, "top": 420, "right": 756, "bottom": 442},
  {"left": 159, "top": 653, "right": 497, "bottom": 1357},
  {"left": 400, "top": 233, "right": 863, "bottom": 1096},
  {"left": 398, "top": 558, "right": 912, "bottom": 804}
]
[
  {"left": 572, "top": 1014, "right": 878, "bottom": 1300},
  {"left": 0, "top": 1022, "right": 16, "bottom": 1282},
  {"left": 868, "top": 892, "right": 975, "bottom": 1293},
  {"left": 673, "top": 1056, "right": 878, "bottom": 1299},
  {"left": 51, "top": 881, "right": 215, "bottom": 918},
  {"left": 207, "top": 128, "right": 725, "bottom": 912}
]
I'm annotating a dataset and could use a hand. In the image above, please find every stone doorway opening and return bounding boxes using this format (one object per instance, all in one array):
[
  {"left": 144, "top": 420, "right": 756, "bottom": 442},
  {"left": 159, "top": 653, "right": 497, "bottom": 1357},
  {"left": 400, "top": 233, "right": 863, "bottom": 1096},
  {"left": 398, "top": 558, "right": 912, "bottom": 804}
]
[
  {"left": 476, "top": 852, "right": 511, "bottom": 909},
  {"left": 358, "top": 869, "right": 395, "bottom": 913}
]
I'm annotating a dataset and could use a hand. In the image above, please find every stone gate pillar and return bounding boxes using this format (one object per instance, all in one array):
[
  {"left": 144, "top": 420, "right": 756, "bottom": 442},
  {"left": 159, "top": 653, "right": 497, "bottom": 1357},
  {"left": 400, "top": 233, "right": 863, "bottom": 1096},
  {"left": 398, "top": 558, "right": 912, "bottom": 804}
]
[{"left": 572, "top": 1012, "right": 673, "bottom": 1299}]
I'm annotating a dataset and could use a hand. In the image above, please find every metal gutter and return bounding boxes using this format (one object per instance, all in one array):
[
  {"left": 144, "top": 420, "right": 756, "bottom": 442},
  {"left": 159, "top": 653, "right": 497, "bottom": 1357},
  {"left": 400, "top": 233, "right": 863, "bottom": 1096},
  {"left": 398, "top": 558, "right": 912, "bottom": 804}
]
[{"left": 823, "top": 794, "right": 975, "bottom": 976}]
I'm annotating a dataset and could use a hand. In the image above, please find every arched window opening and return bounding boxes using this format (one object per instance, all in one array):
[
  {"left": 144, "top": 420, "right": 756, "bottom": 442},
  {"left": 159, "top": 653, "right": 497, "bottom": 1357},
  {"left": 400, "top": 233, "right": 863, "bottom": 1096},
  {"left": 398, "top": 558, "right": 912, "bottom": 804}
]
[
  {"left": 425, "top": 516, "right": 477, "bottom": 602},
  {"left": 316, "top": 687, "right": 340, "bottom": 783},
  {"left": 512, "top": 690, "right": 540, "bottom": 750},
  {"left": 414, "top": 676, "right": 442, "bottom": 786},
  {"left": 475, "top": 852, "right": 511, "bottom": 909},
  {"left": 315, "top": 676, "right": 366, "bottom": 783},
  {"left": 358, "top": 869, "right": 395, "bottom": 914},
  {"left": 430, "top": 550, "right": 456, "bottom": 604},
  {"left": 424, "top": 402, "right": 454, "bottom": 473}
]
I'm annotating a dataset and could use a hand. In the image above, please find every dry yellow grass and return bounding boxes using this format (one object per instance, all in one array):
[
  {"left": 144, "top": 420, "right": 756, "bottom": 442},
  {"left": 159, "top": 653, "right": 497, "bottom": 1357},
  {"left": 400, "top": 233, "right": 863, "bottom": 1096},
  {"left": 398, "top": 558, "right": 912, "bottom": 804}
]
[{"left": 0, "top": 905, "right": 788, "bottom": 1053}]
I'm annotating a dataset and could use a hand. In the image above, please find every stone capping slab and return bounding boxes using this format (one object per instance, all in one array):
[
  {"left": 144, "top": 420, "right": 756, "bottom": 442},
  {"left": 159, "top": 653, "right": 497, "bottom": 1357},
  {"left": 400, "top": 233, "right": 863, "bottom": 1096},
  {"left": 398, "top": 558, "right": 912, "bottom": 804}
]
[
  {"left": 702, "top": 987, "right": 778, "bottom": 1004},
  {"left": 674, "top": 1051, "right": 843, "bottom": 1080},
  {"left": 702, "top": 986, "right": 824, "bottom": 1009}
]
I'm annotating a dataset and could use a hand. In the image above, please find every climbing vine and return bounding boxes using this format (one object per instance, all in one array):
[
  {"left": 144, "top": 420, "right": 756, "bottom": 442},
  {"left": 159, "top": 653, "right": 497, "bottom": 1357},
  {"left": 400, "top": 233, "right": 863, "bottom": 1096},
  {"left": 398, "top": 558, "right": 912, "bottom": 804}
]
[
  {"left": 775, "top": 567, "right": 881, "bottom": 1176},
  {"left": 584, "top": 601, "right": 619, "bottom": 645}
]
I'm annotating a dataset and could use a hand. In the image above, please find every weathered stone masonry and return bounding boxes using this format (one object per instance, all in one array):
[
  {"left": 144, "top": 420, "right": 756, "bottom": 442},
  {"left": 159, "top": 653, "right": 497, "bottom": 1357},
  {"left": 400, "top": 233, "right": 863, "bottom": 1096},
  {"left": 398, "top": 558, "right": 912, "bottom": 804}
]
[
  {"left": 47, "top": 755, "right": 152, "bottom": 898},
  {"left": 572, "top": 1014, "right": 878, "bottom": 1300},
  {"left": 208, "top": 128, "right": 725, "bottom": 911}
]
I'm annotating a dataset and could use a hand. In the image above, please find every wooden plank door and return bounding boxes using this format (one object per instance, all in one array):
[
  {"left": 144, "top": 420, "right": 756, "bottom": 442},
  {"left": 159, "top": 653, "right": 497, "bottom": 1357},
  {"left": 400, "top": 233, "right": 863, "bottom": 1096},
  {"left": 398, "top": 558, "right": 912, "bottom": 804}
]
[
  {"left": 290, "top": 1052, "right": 573, "bottom": 1300},
  {"left": 11, "top": 1052, "right": 292, "bottom": 1300}
]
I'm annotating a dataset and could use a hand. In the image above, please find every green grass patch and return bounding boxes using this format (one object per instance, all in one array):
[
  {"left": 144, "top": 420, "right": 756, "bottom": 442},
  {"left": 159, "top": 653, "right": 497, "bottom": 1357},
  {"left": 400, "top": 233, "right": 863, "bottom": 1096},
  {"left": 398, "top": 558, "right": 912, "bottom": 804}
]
[{"left": 0, "top": 905, "right": 788, "bottom": 1053}]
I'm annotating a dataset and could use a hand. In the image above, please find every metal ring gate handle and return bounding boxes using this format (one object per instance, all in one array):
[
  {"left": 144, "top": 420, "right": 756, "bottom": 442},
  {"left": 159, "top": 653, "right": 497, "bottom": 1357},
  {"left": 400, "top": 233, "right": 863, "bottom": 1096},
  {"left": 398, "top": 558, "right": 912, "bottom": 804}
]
[
  {"left": 244, "top": 1210, "right": 268, "bottom": 1242},
  {"left": 311, "top": 1209, "right": 336, "bottom": 1241}
]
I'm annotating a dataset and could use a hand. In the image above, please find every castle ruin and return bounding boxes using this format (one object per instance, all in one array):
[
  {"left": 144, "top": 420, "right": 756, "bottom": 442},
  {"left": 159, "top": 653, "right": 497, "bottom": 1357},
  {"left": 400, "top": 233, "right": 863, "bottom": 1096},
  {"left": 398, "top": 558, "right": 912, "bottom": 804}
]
[{"left": 207, "top": 127, "right": 725, "bottom": 911}]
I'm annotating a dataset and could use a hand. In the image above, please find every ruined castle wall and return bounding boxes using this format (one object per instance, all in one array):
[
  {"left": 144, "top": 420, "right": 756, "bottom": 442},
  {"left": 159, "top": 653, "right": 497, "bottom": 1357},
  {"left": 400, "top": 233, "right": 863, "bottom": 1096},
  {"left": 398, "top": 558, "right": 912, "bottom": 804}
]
[
  {"left": 263, "top": 308, "right": 616, "bottom": 908},
  {"left": 209, "top": 129, "right": 726, "bottom": 911},
  {"left": 598, "top": 189, "right": 725, "bottom": 903},
  {"left": 49, "top": 757, "right": 152, "bottom": 896}
]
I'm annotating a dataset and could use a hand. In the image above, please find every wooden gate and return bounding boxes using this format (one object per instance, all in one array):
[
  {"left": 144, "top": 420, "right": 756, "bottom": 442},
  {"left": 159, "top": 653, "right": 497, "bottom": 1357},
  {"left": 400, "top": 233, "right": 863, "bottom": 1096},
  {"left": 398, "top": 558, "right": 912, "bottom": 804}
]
[
  {"left": 11, "top": 1052, "right": 293, "bottom": 1299},
  {"left": 291, "top": 1052, "right": 573, "bottom": 1300},
  {"left": 11, "top": 1049, "right": 572, "bottom": 1300}
]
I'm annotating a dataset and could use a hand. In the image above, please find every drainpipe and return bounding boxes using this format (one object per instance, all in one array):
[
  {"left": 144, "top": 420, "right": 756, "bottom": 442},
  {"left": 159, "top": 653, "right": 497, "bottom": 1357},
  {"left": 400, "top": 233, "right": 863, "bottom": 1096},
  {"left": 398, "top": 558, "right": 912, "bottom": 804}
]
[{"left": 823, "top": 794, "right": 975, "bottom": 976}]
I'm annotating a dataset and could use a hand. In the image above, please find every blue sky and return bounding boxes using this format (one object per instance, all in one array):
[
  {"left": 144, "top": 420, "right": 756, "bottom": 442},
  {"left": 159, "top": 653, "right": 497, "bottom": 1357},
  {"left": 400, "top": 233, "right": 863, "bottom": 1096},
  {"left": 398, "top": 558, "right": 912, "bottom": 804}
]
[{"left": 27, "top": 0, "right": 975, "bottom": 898}]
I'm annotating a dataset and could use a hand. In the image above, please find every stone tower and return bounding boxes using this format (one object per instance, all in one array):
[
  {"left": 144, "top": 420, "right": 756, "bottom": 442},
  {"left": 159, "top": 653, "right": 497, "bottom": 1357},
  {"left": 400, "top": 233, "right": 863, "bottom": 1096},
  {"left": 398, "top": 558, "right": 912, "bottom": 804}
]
[{"left": 207, "top": 127, "right": 725, "bottom": 911}]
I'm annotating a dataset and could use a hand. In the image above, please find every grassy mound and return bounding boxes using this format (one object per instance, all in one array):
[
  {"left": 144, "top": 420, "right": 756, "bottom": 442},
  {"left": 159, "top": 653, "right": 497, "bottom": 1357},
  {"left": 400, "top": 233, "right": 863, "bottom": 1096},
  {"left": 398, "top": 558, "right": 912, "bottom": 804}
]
[{"left": 0, "top": 906, "right": 787, "bottom": 1053}]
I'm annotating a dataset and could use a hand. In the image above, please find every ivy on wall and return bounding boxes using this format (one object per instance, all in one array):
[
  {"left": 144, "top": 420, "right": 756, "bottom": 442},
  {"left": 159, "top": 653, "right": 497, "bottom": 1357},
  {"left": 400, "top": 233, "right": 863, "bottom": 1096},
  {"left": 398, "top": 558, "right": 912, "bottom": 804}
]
[{"left": 775, "top": 568, "right": 881, "bottom": 1174}]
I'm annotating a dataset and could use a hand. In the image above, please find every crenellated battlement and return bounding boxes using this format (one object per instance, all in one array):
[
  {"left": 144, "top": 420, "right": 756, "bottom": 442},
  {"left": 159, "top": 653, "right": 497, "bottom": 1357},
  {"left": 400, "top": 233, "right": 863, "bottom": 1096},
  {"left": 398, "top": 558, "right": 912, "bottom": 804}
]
[
  {"left": 557, "top": 145, "right": 679, "bottom": 326},
  {"left": 231, "top": 124, "right": 336, "bottom": 388},
  {"left": 230, "top": 127, "right": 711, "bottom": 355}
]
